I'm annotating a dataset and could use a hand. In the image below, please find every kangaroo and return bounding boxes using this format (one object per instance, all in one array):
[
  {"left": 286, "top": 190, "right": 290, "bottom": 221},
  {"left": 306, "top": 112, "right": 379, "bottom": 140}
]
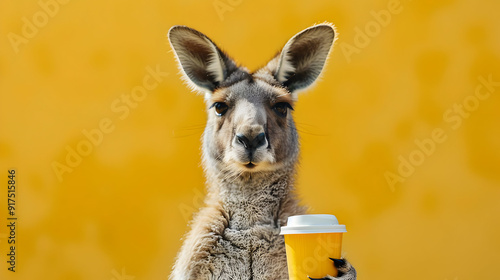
[{"left": 168, "top": 23, "right": 356, "bottom": 280}]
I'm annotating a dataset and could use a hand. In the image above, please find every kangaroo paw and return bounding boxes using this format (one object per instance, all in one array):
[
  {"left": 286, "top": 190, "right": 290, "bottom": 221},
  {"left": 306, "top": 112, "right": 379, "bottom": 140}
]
[{"left": 308, "top": 258, "right": 356, "bottom": 280}]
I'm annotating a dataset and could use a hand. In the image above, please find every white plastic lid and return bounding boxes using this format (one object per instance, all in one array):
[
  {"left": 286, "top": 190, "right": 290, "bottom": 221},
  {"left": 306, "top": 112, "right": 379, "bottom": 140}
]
[{"left": 280, "top": 214, "right": 347, "bottom": 235}]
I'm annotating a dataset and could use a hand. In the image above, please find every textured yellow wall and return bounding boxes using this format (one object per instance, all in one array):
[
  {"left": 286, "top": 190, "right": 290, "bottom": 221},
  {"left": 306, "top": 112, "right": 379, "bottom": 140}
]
[{"left": 1, "top": 0, "right": 499, "bottom": 279}]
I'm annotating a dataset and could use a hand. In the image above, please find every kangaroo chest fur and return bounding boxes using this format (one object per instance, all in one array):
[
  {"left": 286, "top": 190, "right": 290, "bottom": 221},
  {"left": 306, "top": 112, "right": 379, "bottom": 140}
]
[
  {"left": 207, "top": 224, "right": 288, "bottom": 280},
  {"left": 202, "top": 177, "right": 295, "bottom": 279}
]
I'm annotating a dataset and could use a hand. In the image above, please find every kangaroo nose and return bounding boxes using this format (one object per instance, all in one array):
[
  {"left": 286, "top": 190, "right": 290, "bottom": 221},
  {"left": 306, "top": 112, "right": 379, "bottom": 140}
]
[{"left": 235, "top": 133, "right": 267, "bottom": 151}]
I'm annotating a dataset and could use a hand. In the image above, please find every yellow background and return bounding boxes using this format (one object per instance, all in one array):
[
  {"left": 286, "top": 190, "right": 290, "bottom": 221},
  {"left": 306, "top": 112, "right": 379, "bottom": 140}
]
[{"left": 1, "top": 0, "right": 499, "bottom": 279}]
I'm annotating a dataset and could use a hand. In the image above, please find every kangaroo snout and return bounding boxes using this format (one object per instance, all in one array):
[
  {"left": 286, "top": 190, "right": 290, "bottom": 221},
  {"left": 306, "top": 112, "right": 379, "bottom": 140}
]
[
  {"left": 233, "top": 124, "right": 268, "bottom": 164},
  {"left": 235, "top": 132, "right": 267, "bottom": 152}
]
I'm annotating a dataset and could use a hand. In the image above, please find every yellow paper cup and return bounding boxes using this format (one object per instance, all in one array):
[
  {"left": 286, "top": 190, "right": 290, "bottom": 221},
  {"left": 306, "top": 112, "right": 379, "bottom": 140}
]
[{"left": 280, "top": 215, "right": 346, "bottom": 280}]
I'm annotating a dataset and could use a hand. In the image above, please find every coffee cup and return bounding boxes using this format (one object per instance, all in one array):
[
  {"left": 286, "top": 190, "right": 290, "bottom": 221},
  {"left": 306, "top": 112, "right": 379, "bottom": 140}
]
[{"left": 280, "top": 214, "right": 346, "bottom": 279}]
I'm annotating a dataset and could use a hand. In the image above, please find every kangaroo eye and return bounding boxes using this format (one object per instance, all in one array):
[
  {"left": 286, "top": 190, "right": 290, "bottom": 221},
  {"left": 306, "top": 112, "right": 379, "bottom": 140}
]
[
  {"left": 272, "top": 102, "right": 293, "bottom": 117},
  {"left": 211, "top": 102, "right": 229, "bottom": 116}
]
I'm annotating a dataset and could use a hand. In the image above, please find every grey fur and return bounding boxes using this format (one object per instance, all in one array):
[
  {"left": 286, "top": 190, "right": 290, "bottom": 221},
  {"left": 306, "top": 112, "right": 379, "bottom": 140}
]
[{"left": 168, "top": 23, "right": 356, "bottom": 280}]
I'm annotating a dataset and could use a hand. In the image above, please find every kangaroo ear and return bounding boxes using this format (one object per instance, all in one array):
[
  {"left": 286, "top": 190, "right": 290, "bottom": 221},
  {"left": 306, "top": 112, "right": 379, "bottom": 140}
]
[
  {"left": 272, "top": 23, "right": 336, "bottom": 94},
  {"left": 168, "top": 26, "right": 237, "bottom": 93}
]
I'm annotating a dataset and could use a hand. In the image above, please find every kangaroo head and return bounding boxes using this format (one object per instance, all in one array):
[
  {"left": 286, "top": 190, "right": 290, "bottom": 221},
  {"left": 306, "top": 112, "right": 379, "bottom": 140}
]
[{"left": 168, "top": 24, "right": 335, "bottom": 179}]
